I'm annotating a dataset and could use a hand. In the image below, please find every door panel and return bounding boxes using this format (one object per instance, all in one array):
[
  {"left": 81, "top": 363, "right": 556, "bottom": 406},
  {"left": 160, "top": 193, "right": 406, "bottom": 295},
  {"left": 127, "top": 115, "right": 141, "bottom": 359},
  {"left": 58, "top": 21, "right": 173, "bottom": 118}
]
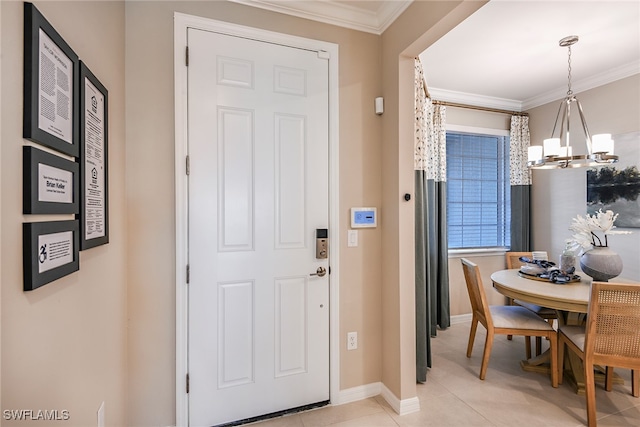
[
  {"left": 275, "top": 114, "right": 306, "bottom": 248},
  {"left": 217, "top": 107, "right": 254, "bottom": 251},
  {"left": 187, "top": 28, "right": 329, "bottom": 426},
  {"left": 218, "top": 281, "right": 254, "bottom": 388}
]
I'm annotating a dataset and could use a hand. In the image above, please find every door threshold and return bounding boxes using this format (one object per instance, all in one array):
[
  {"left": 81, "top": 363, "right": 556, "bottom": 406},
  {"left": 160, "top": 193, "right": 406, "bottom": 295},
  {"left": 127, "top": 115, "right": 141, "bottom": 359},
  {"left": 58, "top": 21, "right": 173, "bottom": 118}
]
[{"left": 216, "top": 400, "right": 330, "bottom": 427}]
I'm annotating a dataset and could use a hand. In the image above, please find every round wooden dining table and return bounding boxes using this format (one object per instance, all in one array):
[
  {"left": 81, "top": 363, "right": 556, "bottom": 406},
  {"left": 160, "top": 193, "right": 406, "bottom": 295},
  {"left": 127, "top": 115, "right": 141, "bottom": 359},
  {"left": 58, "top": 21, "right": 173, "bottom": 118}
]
[
  {"left": 491, "top": 268, "right": 590, "bottom": 314},
  {"left": 491, "top": 268, "right": 638, "bottom": 395}
]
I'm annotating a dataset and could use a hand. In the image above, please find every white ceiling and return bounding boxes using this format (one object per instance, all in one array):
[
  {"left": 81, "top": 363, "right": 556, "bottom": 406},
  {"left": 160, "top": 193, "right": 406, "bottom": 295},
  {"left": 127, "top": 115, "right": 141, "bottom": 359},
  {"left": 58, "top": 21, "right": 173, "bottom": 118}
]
[
  {"left": 234, "top": 0, "right": 640, "bottom": 112},
  {"left": 419, "top": 1, "right": 640, "bottom": 111}
]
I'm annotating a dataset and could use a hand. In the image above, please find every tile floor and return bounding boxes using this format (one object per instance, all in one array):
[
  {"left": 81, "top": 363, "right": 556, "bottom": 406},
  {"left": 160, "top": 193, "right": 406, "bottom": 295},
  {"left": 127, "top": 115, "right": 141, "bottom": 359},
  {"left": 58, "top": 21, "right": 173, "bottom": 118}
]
[{"left": 250, "top": 320, "right": 640, "bottom": 427}]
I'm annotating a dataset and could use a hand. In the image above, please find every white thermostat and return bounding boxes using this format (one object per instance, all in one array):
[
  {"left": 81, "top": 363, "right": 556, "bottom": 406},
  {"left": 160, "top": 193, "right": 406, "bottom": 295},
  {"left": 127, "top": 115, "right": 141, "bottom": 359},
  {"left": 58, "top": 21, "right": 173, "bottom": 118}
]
[{"left": 351, "top": 207, "right": 377, "bottom": 228}]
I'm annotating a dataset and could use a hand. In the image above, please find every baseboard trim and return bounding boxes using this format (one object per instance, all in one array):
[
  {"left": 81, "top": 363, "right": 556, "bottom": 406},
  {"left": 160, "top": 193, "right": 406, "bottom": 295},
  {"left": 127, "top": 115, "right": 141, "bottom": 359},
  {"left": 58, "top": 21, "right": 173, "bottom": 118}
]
[
  {"left": 380, "top": 383, "right": 420, "bottom": 416},
  {"left": 331, "top": 382, "right": 381, "bottom": 406},
  {"left": 450, "top": 313, "right": 472, "bottom": 325},
  {"left": 333, "top": 382, "right": 422, "bottom": 415}
]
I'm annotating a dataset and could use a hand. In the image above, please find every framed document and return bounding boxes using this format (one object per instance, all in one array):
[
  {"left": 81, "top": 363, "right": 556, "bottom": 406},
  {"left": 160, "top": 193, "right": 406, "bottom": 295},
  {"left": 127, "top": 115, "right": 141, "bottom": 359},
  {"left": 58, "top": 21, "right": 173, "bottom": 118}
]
[
  {"left": 23, "top": 2, "right": 79, "bottom": 157},
  {"left": 78, "top": 61, "right": 109, "bottom": 250},
  {"left": 23, "top": 146, "right": 79, "bottom": 214},
  {"left": 23, "top": 220, "right": 80, "bottom": 291}
]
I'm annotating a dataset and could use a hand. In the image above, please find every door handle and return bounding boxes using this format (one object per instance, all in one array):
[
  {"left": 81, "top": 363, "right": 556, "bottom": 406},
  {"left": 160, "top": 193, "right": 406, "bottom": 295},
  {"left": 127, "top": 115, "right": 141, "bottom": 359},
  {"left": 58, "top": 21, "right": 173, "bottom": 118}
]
[{"left": 310, "top": 267, "right": 327, "bottom": 277}]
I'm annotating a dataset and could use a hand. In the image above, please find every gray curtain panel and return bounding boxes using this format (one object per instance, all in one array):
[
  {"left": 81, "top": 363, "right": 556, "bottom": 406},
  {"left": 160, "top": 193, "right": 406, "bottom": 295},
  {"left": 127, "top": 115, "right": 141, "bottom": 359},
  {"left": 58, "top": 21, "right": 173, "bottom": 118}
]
[
  {"left": 510, "top": 185, "right": 531, "bottom": 252},
  {"left": 415, "top": 173, "right": 451, "bottom": 381},
  {"left": 415, "top": 59, "right": 450, "bottom": 383}
]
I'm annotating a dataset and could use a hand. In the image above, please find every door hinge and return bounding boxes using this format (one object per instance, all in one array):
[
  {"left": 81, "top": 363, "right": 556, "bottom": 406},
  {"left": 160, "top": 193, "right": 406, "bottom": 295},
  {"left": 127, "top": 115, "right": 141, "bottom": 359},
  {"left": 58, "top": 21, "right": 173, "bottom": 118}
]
[
  {"left": 186, "top": 373, "right": 190, "bottom": 393},
  {"left": 186, "top": 155, "right": 190, "bottom": 175},
  {"left": 186, "top": 264, "right": 190, "bottom": 284},
  {"left": 186, "top": 46, "right": 189, "bottom": 66}
]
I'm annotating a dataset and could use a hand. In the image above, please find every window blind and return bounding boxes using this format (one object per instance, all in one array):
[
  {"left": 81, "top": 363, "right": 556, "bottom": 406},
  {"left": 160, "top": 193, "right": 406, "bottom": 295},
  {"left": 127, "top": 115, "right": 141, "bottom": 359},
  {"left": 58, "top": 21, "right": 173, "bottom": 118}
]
[{"left": 446, "top": 132, "right": 511, "bottom": 249}]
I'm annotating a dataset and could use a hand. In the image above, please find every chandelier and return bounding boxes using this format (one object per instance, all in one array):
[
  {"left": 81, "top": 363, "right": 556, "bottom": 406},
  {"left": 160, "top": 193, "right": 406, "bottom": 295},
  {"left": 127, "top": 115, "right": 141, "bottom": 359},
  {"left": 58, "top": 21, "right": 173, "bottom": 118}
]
[{"left": 528, "top": 35, "right": 618, "bottom": 169}]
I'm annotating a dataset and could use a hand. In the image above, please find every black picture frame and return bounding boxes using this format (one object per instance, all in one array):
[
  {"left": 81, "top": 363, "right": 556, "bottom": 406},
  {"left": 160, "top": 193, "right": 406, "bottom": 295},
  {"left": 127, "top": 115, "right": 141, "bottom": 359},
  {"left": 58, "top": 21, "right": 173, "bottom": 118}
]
[
  {"left": 23, "top": 146, "right": 79, "bottom": 214},
  {"left": 23, "top": 2, "right": 79, "bottom": 157},
  {"left": 78, "top": 61, "right": 109, "bottom": 250},
  {"left": 23, "top": 220, "right": 80, "bottom": 291}
]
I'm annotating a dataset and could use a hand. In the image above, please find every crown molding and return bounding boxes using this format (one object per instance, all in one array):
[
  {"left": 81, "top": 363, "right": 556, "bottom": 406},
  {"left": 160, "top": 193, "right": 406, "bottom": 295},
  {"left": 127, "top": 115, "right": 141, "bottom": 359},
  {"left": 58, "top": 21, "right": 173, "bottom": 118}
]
[
  {"left": 428, "top": 88, "right": 524, "bottom": 112},
  {"left": 376, "top": 1, "right": 413, "bottom": 33},
  {"left": 522, "top": 61, "right": 640, "bottom": 110},
  {"left": 228, "top": 0, "right": 412, "bottom": 35},
  {"left": 430, "top": 61, "right": 640, "bottom": 113}
]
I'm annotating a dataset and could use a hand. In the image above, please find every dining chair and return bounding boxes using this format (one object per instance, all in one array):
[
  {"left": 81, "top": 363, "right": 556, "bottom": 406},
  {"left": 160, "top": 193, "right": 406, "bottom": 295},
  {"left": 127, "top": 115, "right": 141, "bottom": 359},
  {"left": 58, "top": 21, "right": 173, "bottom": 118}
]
[
  {"left": 557, "top": 281, "right": 640, "bottom": 427},
  {"left": 505, "top": 251, "right": 558, "bottom": 358},
  {"left": 461, "top": 258, "right": 558, "bottom": 386}
]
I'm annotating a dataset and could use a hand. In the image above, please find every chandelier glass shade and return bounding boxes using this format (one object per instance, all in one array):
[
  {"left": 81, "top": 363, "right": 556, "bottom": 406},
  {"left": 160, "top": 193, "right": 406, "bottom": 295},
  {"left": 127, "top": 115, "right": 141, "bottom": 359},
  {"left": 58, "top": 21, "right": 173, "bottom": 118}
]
[{"left": 527, "top": 35, "right": 618, "bottom": 169}]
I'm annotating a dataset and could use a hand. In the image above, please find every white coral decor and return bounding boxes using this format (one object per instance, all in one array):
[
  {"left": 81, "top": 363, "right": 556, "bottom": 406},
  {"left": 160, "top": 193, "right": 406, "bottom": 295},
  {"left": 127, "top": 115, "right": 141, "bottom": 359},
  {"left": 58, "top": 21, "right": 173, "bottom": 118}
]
[{"left": 566, "top": 209, "right": 632, "bottom": 253}]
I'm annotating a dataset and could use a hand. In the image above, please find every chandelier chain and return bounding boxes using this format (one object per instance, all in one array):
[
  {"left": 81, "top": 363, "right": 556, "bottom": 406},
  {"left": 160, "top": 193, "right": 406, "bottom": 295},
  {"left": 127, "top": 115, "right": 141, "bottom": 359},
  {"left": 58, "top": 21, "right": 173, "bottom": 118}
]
[{"left": 567, "top": 45, "right": 573, "bottom": 96}]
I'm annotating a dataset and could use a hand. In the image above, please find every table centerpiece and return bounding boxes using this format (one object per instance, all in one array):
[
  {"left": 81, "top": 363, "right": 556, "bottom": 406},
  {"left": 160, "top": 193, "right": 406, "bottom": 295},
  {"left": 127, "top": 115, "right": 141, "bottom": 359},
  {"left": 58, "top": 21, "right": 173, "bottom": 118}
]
[{"left": 566, "top": 209, "right": 632, "bottom": 282}]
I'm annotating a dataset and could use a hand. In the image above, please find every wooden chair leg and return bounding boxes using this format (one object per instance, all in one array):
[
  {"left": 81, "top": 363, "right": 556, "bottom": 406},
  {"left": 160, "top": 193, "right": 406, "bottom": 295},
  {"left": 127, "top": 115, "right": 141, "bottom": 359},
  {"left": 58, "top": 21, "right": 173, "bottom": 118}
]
[
  {"left": 507, "top": 297, "right": 512, "bottom": 342},
  {"left": 632, "top": 370, "right": 639, "bottom": 398},
  {"left": 506, "top": 298, "right": 514, "bottom": 340},
  {"left": 549, "top": 333, "right": 558, "bottom": 388},
  {"left": 467, "top": 317, "right": 478, "bottom": 358},
  {"left": 585, "top": 361, "right": 597, "bottom": 427},
  {"left": 525, "top": 336, "right": 532, "bottom": 360},
  {"left": 535, "top": 337, "right": 542, "bottom": 356},
  {"left": 557, "top": 335, "right": 565, "bottom": 385},
  {"left": 479, "top": 330, "right": 494, "bottom": 380},
  {"left": 605, "top": 366, "right": 614, "bottom": 392}
]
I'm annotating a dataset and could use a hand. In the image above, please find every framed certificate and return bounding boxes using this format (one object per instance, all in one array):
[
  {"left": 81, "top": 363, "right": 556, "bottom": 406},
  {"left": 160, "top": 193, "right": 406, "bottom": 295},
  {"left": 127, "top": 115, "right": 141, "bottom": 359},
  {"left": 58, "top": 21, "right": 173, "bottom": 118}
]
[
  {"left": 23, "top": 220, "right": 80, "bottom": 291},
  {"left": 23, "top": 2, "right": 79, "bottom": 157},
  {"left": 23, "top": 146, "right": 79, "bottom": 214},
  {"left": 78, "top": 61, "right": 109, "bottom": 250}
]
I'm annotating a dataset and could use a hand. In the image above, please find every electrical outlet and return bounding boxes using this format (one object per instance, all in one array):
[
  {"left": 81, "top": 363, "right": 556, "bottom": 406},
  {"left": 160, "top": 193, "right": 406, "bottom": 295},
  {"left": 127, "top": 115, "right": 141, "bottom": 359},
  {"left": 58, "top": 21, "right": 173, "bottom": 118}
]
[{"left": 347, "top": 332, "right": 357, "bottom": 350}]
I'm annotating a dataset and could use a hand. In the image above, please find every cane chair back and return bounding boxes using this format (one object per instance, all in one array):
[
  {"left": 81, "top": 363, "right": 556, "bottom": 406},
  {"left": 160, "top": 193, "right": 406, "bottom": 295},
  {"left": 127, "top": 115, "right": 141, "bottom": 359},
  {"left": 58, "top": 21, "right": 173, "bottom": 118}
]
[{"left": 558, "top": 281, "right": 640, "bottom": 426}]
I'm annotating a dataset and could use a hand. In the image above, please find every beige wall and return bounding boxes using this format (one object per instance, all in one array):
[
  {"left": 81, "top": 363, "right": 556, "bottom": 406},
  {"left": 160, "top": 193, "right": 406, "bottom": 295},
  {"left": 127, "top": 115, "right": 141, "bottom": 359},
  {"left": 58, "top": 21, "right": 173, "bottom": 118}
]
[
  {"left": 380, "top": 0, "right": 486, "bottom": 399},
  {"left": 446, "top": 107, "right": 511, "bottom": 130},
  {"left": 528, "top": 75, "right": 640, "bottom": 281},
  {"left": 448, "top": 254, "right": 509, "bottom": 315},
  {"left": 5, "top": 1, "right": 632, "bottom": 426},
  {"left": 1, "top": 1, "right": 127, "bottom": 426},
  {"left": 124, "top": 2, "right": 384, "bottom": 424}
]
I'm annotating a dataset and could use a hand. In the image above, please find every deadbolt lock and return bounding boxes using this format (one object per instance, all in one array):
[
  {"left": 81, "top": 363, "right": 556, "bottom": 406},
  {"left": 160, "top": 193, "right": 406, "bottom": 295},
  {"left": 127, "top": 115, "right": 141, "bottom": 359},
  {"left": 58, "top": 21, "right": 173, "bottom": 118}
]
[{"left": 316, "top": 228, "right": 328, "bottom": 259}]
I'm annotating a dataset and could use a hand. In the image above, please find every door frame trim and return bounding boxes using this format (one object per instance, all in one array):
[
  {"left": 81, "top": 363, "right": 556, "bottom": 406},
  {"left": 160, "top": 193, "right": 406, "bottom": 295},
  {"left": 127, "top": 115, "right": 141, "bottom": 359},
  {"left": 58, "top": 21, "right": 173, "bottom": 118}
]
[{"left": 174, "top": 13, "right": 340, "bottom": 426}]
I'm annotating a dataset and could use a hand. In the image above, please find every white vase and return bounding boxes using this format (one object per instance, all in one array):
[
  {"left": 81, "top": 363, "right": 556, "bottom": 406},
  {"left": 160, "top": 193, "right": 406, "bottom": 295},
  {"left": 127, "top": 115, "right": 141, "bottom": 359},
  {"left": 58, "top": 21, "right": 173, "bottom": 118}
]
[{"left": 580, "top": 246, "right": 623, "bottom": 282}]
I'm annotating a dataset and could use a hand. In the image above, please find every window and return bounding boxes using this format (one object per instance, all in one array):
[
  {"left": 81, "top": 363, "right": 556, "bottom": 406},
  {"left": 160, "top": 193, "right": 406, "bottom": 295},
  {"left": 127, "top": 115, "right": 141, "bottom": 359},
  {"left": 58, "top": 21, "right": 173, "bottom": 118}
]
[{"left": 446, "top": 130, "right": 510, "bottom": 249}]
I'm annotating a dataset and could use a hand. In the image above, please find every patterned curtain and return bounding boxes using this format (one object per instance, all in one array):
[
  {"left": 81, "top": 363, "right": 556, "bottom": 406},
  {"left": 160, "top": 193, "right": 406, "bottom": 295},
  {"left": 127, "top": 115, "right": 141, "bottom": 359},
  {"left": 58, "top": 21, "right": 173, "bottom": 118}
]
[
  {"left": 509, "top": 115, "right": 532, "bottom": 251},
  {"left": 415, "top": 58, "right": 450, "bottom": 383}
]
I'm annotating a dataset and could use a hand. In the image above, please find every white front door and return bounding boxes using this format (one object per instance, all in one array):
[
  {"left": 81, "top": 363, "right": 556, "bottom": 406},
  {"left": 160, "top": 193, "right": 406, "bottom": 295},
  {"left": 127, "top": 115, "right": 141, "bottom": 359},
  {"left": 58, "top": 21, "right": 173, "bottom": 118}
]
[{"left": 187, "top": 28, "right": 330, "bottom": 426}]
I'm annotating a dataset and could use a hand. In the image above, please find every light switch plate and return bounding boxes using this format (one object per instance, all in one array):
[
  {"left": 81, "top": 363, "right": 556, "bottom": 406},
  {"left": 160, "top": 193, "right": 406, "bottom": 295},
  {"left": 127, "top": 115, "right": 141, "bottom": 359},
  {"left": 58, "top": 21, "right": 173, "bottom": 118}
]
[{"left": 347, "top": 230, "right": 358, "bottom": 247}]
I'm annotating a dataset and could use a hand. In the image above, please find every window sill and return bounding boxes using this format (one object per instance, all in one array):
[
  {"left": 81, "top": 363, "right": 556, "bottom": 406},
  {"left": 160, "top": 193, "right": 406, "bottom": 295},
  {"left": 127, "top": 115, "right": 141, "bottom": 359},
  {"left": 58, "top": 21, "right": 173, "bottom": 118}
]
[{"left": 448, "top": 248, "right": 509, "bottom": 258}]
